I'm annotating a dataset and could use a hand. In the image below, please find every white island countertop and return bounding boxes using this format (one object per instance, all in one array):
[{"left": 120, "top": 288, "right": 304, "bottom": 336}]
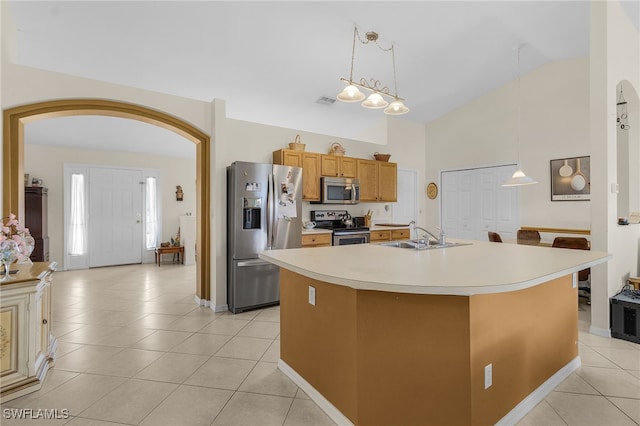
[{"left": 259, "top": 240, "right": 611, "bottom": 296}]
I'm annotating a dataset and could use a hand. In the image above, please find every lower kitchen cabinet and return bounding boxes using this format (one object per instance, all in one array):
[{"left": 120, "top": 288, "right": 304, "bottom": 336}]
[
  {"left": 1, "top": 262, "right": 57, "bottom": 403},
  {"left": 302, "top": 233, "right": 332, "bottom": 248},
  {"left": 369, "top": 228, "right": 410, "bottom": 242}
]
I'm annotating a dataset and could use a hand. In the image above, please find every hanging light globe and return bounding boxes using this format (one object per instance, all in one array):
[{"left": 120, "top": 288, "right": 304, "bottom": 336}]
[
  {"left": 502, "top": 169, "right": 538, "bottom": 187},
  {"left": 361, "top": 93, "right": 388, "bottom": 109},
  {"left": 384, "top": 100, "right": 410, "bottom": 115},
  {"left": 337, "top": 85, "right": 365, "bottom": 102}
]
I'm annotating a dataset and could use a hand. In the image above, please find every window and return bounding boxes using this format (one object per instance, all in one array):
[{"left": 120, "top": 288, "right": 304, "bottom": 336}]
[
  {"left": 68, "top": 173, "right": 86, "bottom": 256},
  {"left": 145, "top": 176, "right": 159, "bottom": 249}
]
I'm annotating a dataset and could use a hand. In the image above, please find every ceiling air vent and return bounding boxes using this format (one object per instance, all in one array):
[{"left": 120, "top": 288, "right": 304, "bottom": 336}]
[{"left": 316, "top": 96, "right": 336, "bottom": 106}]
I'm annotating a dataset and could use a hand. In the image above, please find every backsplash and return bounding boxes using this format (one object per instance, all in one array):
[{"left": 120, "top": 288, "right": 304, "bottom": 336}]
[{"left": 302, "top": 201, "right": 394, "bottom": 224}]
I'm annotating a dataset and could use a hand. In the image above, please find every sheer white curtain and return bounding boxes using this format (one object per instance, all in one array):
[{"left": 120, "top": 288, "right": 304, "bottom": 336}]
[
  {"left": 68, "top": 173, "right": 86, "bottom": 256},
  {"left": 145, "top": 177, "right": 159, "bottom": 249}
]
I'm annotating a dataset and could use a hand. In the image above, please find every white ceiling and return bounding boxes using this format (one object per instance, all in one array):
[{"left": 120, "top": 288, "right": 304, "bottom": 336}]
[{"left": 7, "top": 1, "right": 639, "bottom": 159}]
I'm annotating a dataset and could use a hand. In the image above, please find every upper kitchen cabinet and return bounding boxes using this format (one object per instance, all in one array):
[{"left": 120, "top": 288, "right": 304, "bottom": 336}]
[
  {"left": 357, "top": 160, "right": 397, "bottom": 202},
  {"left": 273, "top": 149, "right": 303, "bottom": 167},
  {"left": 273, "top": 149, "right": 321, "bottom": 201},
  {"left": 320, "top": 155, "right": 358, "bottom": 178}
]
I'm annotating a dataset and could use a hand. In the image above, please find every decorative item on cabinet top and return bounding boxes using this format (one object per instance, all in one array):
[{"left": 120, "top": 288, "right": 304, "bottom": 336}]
[
  {"left": 288, "top": 134, "right": 306, "bottom": 151},
  {"left": 329, "top": 142, "right": 346, "bottom": 156},
  {"left": 373, "top": 152, "right": 391, "bottom": 162}
]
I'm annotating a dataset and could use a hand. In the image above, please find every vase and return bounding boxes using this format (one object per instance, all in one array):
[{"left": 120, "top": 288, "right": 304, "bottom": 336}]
[
  {"left": 17, "top": 235, "right": 35, "bottom": 265},
  {"left": 0, "top": 239, "right": 19, "bottom": 282}
]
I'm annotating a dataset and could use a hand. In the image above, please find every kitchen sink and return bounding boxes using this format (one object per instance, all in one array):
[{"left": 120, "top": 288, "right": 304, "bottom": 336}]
[{"left": 378, "top": 240, "right": 470, "bottom": 250}]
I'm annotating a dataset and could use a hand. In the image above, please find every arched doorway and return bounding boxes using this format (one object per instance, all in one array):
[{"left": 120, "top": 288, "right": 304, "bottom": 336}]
[{"left": 3, "top": 99, "right": 211, "bottom": 300}]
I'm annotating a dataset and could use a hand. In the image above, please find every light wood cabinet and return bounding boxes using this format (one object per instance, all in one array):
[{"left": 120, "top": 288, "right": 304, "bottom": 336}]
[
  {"left": 274, "top": 149, "right": 397, "bottom": 203},
  {"left": 1, "top": 262, "right": 57, "bottom": 403},
  {"left": 370, "top": 230, "right": 392, "bottom": 242},
  {"left": 379, "top": 162, "right": 398, "bottom": 202},
  {"left": 273, "top": 149, "right": 321, "bottom": 202},
  {"left": 302, "top": 233, "right": 332, "bottom": 248},
  {"left": 321, "top": 155, "right": 358, "bottom": 178},
  {"left": 357, "top": 160, "right": 398, "bottom": 202},
  {"left": 391, "top": 228, "right": 410, "bottom": 240},
  {"left": 369, "top": 228, "right": 410, "bottom": 242},
  {"left": 273, "top": 149, "right": 303, "bottom": 167}
]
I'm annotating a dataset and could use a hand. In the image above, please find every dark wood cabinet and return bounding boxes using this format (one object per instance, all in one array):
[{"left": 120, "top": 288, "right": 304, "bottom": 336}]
[{"left": 25, "top": 187, "right": 49, "bottom": 262}]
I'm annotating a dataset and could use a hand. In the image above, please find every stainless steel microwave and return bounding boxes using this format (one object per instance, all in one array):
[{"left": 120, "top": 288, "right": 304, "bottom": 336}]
[{"left": 317, "top": 177, "right": 360, "bottom": 204}]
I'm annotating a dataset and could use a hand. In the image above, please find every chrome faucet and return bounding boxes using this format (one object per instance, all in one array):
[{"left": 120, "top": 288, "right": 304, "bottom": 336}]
[{"left": 409, "top": 221, "right": 446, "bottom": 245}]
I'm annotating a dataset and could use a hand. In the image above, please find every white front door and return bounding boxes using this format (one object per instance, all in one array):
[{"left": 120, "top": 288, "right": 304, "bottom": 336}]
[{"left": 89, "top": 167, "right": 143, "bottom": 267}]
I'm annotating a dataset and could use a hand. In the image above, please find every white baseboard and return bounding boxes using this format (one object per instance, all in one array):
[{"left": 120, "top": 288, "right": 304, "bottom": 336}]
[
  {"left": 194, "top": 295, "right": 209, "bottom": 307},
  {"left": 589, "top": 325, "right": 612, "bottom": 338},
  {"left": 496, "top": 356, "right": 581, "bottom": 426},
  {"left": 278, "top": 360, "right": 354, "bottom": 426},
  {"left": 210, "top": 303, "right": 228, "bottom": 313},
  {"left": 280, "top": 356, "right": 579, "bottom": 426}
]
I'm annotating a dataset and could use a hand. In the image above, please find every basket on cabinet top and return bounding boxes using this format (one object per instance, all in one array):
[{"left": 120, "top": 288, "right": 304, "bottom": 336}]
[
  {"left": 288, "top": 134, "right": 305, "bottom": 151},
  {"left": 374, "top": 152, "right": 391, "bottom": 162},
  {"left": 329, "top": 142, "right": 346, "bottom": 156}
]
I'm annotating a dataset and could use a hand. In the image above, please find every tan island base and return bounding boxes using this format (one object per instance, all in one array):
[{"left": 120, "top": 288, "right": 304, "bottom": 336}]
[{"left": 279, "top": 269, "right": 579, "bottom": 426}]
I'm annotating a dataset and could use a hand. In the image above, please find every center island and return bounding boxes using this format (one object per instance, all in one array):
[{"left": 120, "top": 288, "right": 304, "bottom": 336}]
[{"left": 259, "top": 240, "right": 611, "bottom": 426}]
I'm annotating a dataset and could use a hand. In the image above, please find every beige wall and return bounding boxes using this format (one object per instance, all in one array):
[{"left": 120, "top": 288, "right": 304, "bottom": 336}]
[
  {"left": 24, "top": 144, "right": 196, "bottom": 267},
  {"left": 424, "top": 56, "right": 591, "bottom": 231},
  {"left": 590, "top": 1, "right": 640, "bottom": 335}
]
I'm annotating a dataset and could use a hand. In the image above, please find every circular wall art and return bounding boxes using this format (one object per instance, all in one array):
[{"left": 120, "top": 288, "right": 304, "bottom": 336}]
[{"left": 427, "top": 182, "right": 438, "bottom": 199}]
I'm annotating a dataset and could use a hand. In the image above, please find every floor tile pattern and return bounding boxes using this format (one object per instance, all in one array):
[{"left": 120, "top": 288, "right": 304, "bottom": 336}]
[{"left": 3, "top": 264, "right": 638, "bottom": 425}]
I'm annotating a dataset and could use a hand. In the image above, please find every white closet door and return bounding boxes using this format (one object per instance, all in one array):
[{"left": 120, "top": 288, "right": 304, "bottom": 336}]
[
  {"left": 478, "top": 168, "right": 498, "bottom": 240},
  {"left": 441, "top": 165, "right": 519, "bottom": 241},
  {"left": 393, "top": 168, "right": 418, "bottom": 225},
  {"left": 495, "top": 167, "right": 519, "bottom": 241},
  {"left": 89, "top": 167, "right": 143, "bottom": 267},
  {"left": 457, "top": 171, "right": 477, "bottom": 239}
]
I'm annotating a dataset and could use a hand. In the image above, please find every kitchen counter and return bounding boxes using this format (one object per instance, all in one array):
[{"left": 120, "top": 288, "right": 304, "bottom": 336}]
[
  {"left": 260, "top": 242, "right": 611, "bottom": 425},
  {"left": 301, "top": 228, "right": 332, "bottom": 235},
  {"left": 260, "top": 240, "right": 609, "bottom": 296},
  {"left": 369, "top": 223, "right": 411, "bottom": 231}
]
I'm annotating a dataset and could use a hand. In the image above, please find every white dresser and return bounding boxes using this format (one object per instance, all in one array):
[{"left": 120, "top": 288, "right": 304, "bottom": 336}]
[{"left": 0, "top": 262, "right": 57, "bottom": 403}]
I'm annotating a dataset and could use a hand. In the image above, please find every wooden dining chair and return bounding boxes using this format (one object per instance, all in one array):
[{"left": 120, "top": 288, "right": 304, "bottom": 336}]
[
  {"left": 517, "top": 229, "right": 541, "bottom": 246},
  {"left": 552, "top": 237, "right": 591, "bottom": 304},
  {"left": 488, "top": 231, "right": 503, "bottom": 243}
]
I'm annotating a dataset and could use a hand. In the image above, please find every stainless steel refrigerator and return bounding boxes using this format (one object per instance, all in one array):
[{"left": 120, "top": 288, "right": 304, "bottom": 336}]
[{"left": 227, "top": 161, "right": 302, "bottom": 313}]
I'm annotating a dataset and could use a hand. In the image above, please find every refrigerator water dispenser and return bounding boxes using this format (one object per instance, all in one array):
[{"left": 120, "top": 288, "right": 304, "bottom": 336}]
[{"left": 243, "top": 197, "right": 262, "bottom": 229}]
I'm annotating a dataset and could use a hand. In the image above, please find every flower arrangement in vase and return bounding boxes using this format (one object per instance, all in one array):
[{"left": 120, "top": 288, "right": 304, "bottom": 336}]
[{"left": 0, "top": 214, "right": 34, "bottom": 281}]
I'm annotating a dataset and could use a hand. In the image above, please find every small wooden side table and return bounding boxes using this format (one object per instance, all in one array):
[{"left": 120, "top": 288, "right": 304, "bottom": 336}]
[{"left": 155, "top": 246, "right": 184, "bottom": 266}]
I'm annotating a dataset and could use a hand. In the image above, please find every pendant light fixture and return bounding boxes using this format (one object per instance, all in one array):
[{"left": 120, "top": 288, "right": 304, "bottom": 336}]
[
  {"left": 503, "top": 46, "right": 538, "bottom": 187},
  {"left": 337, "top": 27, "right": 409, "bottom": 115}
]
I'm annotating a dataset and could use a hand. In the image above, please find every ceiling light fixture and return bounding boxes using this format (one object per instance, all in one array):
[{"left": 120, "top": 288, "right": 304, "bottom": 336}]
[
  {"left": 336, "top": 27, "right": 409, "bottom": 116},
  {"left": 617, "top": 88, "right": 630, "bottom": 130},
  {"left": 503, "top": 46, "right": 538, "bottom": 187}
]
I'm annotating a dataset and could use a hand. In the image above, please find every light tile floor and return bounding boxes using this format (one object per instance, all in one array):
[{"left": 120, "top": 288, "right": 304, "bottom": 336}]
[{"left": 2, "top": 264, "right": 639, "bottom": 425}]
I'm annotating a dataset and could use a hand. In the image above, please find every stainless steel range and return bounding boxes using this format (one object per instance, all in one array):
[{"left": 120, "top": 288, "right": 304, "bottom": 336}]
[{"left": 310, "top": 210, "right": 370, "bottom": 246}]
